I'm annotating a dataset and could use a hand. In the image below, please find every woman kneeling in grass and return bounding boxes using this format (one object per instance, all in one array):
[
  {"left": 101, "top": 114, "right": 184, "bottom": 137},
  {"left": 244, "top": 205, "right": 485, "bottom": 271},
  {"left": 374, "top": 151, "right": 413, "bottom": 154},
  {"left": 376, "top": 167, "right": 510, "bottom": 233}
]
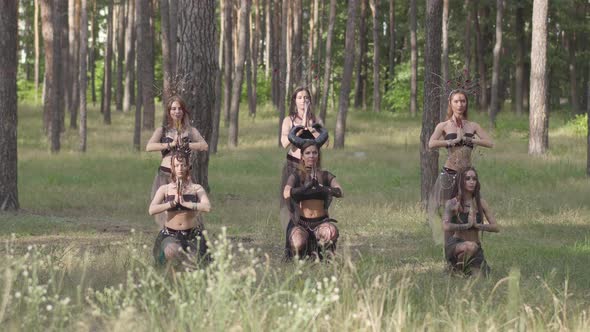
[
  {"left": 149, "top": 151, "right": 211, "bottom": 268},
  {"left": 443, "top": 167, "right": 499, "bottom": 276},
  {"left": 283, "top": 125, "right": 342, "bottom": 260}
]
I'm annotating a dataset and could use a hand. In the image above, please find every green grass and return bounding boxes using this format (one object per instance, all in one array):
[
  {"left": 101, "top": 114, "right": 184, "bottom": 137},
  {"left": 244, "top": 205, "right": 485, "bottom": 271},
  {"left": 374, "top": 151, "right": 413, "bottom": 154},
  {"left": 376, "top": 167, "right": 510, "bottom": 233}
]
[{"left": 1, "top": 102, "right": 589, "bottom": 330}]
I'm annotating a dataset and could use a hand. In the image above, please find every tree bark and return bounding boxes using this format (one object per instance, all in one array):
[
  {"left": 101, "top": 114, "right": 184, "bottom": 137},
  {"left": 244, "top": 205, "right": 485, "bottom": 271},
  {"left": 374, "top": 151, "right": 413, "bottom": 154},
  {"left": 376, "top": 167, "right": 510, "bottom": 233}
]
[
  {"left": 137, "top": 0, "right": 155, "bottom": 130},
  {"left": 387, "top": 0, "right": 395, "bottom": 88},
  {"left": 123, "top": 0, "right": 136, "bottom": 113},
  {"left": 489, "top": 0, "right": 503, "bottom": 126},
  {"left": 0, "top": 0, "right": 19, "bottom": 210},
  {"left": 223, "top": 0, "right": 233, "bottom": 127},
  {"left": 292, "top": 0, "right": 302, "bottom": 86},
  {"left": 567, "top": 32, "right": 580, "bottom": 115},
  {"left": 528, "top": 0, "right": 548, "bottom": 155},
  {"left": 277, "top": 0, "right": 289, "bottom": 145},
  {"left": 409, "top": 0, "right": 417, "bottom": 117},
  {"left": 334, "top": 0, "right": 359, "bottom": 149},
  {"left": 587, "top": 64, "right": 589, "bottom": 177},
  {"left": 370, "top": 0, "right": 381, "bottom": 113},
  {"left": 102, "top": 0, "right": 113, "bottom": 124},
  {"left": 79, "top": 0, "right": 88, "bottom": 152},
  {"left": 319, "top": 0, "right": 337, "bottom": 124},
  {"left": 58, "top": 0, "right": 68, "bottom": 131},
  {"left": 514, "top": 3, "right": 525, "bottom": 115},
  {"left": 248, "top": 0, "right": 259, "bottom": 117},
  {"left": 133, "top": 33, "right": 142, "bottom": 151},
  {"left": 168, "top": 0, "right": 177, "bottom": 74},
  {"left": 90, "top": 0, "right": 96, "bottom": 104},
  {"left": 160, "top": 0, "right": 173, "bottom": 109},
  {"left": 35, "top": 0, "right": 40, "bottom": 102},
  {"left": 464, "top": 0, "right": 472, "bottom": 75},
  {"left": 440, "top": 0, "right": 448, "bottom": 121},
  {"left": 271, "top": 0, "right": 281, "bottom": 108},
  {"left": 353, "top": 0, "right": 367, "bottom": 109},
  {"left": 420, "top": 0, "right": 442, "bottom": 206},
  {"left": 228, "top": 0, "right": 251, "bottom": 148},
  {"left": 474, "top": 2, "right": 487, "bottom": 112},
  {"left": 177, "top": 0, "right": 217, "bottom": 190},
  {"left": 264, "top": 0, "right": 271, "bottom": 78},
  {"left": 115, "top": 0, "right": 125, "bottom": 112},
  {"left": 41, "top": 0, "right": 62, "bottom": 152},
  {"left": 69, "top": 0, "right": 81, "bottom": 129},
  {"left": 211, "top": 0, "right": 224, "bottom": 153}
]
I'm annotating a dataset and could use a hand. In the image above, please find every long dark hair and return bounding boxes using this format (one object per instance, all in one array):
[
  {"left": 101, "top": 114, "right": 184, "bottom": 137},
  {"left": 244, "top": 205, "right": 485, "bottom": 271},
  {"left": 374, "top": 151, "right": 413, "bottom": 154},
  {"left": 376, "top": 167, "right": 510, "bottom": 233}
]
[
  {"left": 289, "top": 86, "right": 317, "bottom": 123},
  {"left": 445, "top": 89, "right": 469, "bottom": 121},
  {"left": 453, "top": 166, "right": 483, "bottom": 216}
]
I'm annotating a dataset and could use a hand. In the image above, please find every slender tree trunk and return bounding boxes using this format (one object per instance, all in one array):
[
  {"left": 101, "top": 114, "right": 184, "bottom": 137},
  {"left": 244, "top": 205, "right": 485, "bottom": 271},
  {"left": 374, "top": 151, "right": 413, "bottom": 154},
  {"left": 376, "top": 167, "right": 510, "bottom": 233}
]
[
  {"left": 567, "top": 32, "right": 580, "bottom": 115},
  {"left": 271, "top": 0, "right": 281, "bottom": 107},
  {"left": 292, "top": 0, "right": 302, "bottom": 86},
  {"left": 440, "top": 0, "right": 448, "bottom": 121},
  {"left": 354, "top": 0, "right": 367, "bottom": 109},
  {"left": 177, "top": 0, "right": 217, "bottom": 189},
  {"left": 35, "top": 0, "right": 40, "bottom": 102},
  {"left": 421, "top": 0, "right": 442, "bottom": 206},
  {"left": 137, "top": 0, "right": 155, "bottom": 130},
  {"left": 387, "top": 0, "right": 395, "bottom": 89},
  {"left": 277, "top": 0, "right": 289, "bottom": 146},
  {"left": 102, "top": 0, "right": 113, "bottom": 124},
  {"left": 58, "top": 0, "right": 67, "bottom": 132},
  {"left": 489, "top": 0, "right": 503, "bottom": 126},
  {"left": 223, "top": 0, "right": 233, "bottom": 127},
  {"left": 370, "top": 0, "right": 381, "bottom": 113},
  {"left": 133, "top": 35, "right": 142, "bottom": 151},
  {"left": 528, "top": 0, "right": 548, "bottom": 155},
  {"left": 160, "top": 0, "right": 172, "bottom": 109},
  {"left": 514, "top": 3, "right": 525, "bottom": 115},
  {"left": 248, "top": 0, "right": 259, "bottom": 117},
  {"left": 464, "top": 0, "right": 472, "bottom": 75},
  {"left": 123, "top": 0, "right": 136, "bottom": 113},
  {"left": 79, "top": 0, "right": 88, "bottom": 152},
  {"left": 409, "top": 0, "right": 417, "bottom": 117},
  {"left": 474, "top": 2, "right": 487, "bottom": 112},
  {"left": 0, "top": 0, "right": 19, "bottom": 210},
  {"left": 319, "top": 0, "right": 336, "bottom": 124},
  {"left": 115, "top": 0, "right": 125, "bottom": 112},
  {"left": 69, "top": 0, "right": 81, "bottom": 129},
  {"left": 334, "top": 0, "right": 359, "bottom": 149},
  {"left": 285, "top": 1, "right": 292, "bottom": 94},
  {"left": 587, "top": 64, "right": 589, "bottom": 177},
  {"left": 168, "top": 0, "right": 177, "bottom": 74},
  {"left": 309, "top": 0, "right": 320, "bottom": 95},
  {"left": 228, "top": 0, "right": 251, "bottom": 148},
  {"left": 264, "top": 0, "right": 271, "bottom": 78},
  {"left": 211, "top": 0, "right": 224, "bottom": 153},
  {"left": 90, "top": 0, "right": 96, "bottom": 104},
  {"left": 41, "top": 0, "right": 62, "bottom": 152}
]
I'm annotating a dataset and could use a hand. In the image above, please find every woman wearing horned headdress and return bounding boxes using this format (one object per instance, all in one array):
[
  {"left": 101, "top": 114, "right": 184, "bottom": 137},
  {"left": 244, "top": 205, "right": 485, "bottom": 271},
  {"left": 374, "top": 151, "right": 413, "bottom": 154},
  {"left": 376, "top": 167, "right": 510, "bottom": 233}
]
[
  {"left": 427, "top": 89, "right": 493, "bottom": 245},
  {"left": 146, "top": 96, "right": 208, "bottom": 226},
  {"left": 283, "top": 125, "right": 341, "bottom": 260},
  {"left": 279, "top": 87, "right": 326, "bottom": 231}
]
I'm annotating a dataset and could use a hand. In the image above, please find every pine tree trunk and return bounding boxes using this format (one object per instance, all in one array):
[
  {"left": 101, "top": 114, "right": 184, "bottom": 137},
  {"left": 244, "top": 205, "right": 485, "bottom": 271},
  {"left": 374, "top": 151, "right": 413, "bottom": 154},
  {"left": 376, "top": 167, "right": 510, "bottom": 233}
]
[
  {"left": 228, "top": 0, "right": 251, "bottom": 148},
  {"left": 264, "top": 0, "right": 271, "bottom": 78},
  {"left": 137, "top": 0, "right": 155, "bottom": 130},
  {"left": 58, "top": 0, "right": 67, "bottom": 132},
  {"left": 474, "top": 3, "right": 487, "bottom": 112},
  {"left": 292, "top": 0, "right": 302, "bottom": 86},
  {"left": 489, "top": 0, "right": 503, "bottom": 126},
  {"left": 387, "top": 0, "right": 395, "bottom": 89},
  {"left": 587, "top": 64, "right": 589, "bottom": 176},
  {"left": 409, "top": 0, "right": 417, "bottom": 117},
  {"left": 528, "top": 0, "right": 548, "bottom": 155},
  {"left": 90, "top": 0, "right": 96, "bottom": 104},
  {"left": 0, "top": 0, "right": 19, "bottom": 210},
  {"left": 210, "top": 0, "right": 223, "bottom": 153},
  {"left": 277, "top": 0, "right": 289, "bottom": 146},
  {"left": 41, "top": 0, "right": 62, "bottom": 152},
  {"left": 123, "top": 0, "right": 136, "bottom": 113},
  {"left": 177, "top": 0, "right": 217, "bottom": 189},
  {"left": 464, "top": 0, "right": 472, "bottom": 75},
  {"left": 102, "top": 0, "right": 113, "bottom": 124},
  {"left": 79, "top": 0, "right": 88, "bottom": 152},
  {"left": 168, "top": 0, "right": 177, "bottom": 74},
  {"left": 69, "top": 0, "right": 81, "bottom": 129},
  {"left": 440, "top": 0, "right": 448, "bottom": 121},
  {"left": 223, "top": 0, "right": 233, "bottom": 127},
  {"left": 370, "top": 0, "right": 381, "bottom": 113},
  {"left": 319, "top": 0, "right": 336, "bottom": 123},
  {"left": 567, "top": 32, "right": 580, "bottom": 115},
  {"left": 353, "top": 0, "right": 366, "bottom": 109},
  {"left": 115, "top": 0, "right": 125, "bottom": 112},
  {"left": 334, "top": 0, "right": 359, "bottom": 149},
  {"left": 420, "top": 0, "right": 442, "bottom": 206},
  {"left": 160, "top": 0, "right": 173, "bottom": 109},
  {"left": 514, "top": 3, "right": 525, "bottom": 115},
  {"left": 248, "top": 0, "right": 259, "bottom": 117},
  {"left": 271, "top": 0, "right": 281, "bottom": 108},
  {"left": 133, "top": 32, "right": 142, "bottom": 151},
  {"left": 35, "top": 0, "right": 40, "bottom": 102}
]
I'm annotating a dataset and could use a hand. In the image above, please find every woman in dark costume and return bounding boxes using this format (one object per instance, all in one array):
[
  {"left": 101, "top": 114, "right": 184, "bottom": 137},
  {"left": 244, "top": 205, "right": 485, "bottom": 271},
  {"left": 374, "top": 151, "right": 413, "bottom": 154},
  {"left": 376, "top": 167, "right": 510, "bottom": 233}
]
[
  {"left": 282, "top": 125, "right": 341, "bottom": 260},
  {"left": 146, "top": 96, "right": 208, "bottom": 226},
  {"left": 428, "top": 90, "right": 493, "bottom": 244},
  {"left": 279, "top": 87, "right": 324, "bottom": 231},
  {"left": 149, "top": 151, "right": 211, "bottom": 268},
  {"left": 443, "top": 167, "right": 499, "bottom": 276}
]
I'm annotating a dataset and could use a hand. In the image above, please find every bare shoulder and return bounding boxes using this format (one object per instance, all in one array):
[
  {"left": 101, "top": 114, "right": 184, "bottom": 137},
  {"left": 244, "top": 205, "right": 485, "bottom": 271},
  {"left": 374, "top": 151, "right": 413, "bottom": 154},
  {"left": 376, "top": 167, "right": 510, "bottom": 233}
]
[
  {"left": 480, "top": 198, "right": 490, "bottom": 210},
  {"left": 445, "top": 197, "right": 458, "bottom": 210}
]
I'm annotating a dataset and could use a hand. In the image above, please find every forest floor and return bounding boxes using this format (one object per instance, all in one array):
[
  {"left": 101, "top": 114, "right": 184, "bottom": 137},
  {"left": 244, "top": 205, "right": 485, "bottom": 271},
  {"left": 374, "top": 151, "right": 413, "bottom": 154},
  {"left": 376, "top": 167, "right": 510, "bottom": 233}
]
[{"left": 1, "top": 102, "right": 589, "bottom": 330}]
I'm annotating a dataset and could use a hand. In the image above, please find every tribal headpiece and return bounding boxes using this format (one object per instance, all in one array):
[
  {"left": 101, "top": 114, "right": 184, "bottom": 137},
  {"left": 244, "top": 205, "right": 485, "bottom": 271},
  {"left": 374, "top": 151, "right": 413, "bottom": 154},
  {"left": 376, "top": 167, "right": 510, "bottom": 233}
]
[
  {"left": 431, "top": 68, "right": 480, "bottom": 100},
  {"left": 288, "top": 124, "right": 329, "bottom": 150}
]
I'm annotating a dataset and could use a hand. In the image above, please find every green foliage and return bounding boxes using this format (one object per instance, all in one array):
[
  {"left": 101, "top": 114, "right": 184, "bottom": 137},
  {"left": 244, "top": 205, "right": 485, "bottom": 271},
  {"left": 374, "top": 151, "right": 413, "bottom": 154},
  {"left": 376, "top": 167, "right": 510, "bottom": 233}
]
[
  {"left": 563, "top": 114, "right": 588, "bottom": 136},
  {"left": 383, "top": 60, "right": 424, "bottom": 113}
]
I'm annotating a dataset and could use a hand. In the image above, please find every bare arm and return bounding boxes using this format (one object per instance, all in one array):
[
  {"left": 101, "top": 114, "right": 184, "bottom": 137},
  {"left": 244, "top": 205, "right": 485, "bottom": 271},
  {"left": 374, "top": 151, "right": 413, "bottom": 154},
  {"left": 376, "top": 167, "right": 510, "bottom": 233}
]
[
  {"left": 472, "top": 123, "right": 494, "bottom": 148},
  {"left": 442, "top": 199, "right": 474, "bottom": 232},
  {"left": 475, "top": 199, "right": 499, "bottom": 232},
  {"left": 188, "top": 127, "right": 209, "bottom": 152},
  {"left": 146, "top": 127, "right": 168, "bottom": 152},
  {"left": 194, "top": 185, "right": 211, "bottom": 212},
  {"left": 149, "top": 185, "right": 172, "bottom": 215},
  {"left": 280, "top": 117, "right": 293, "bottom": 149},
  {"left": 428, "top": 122, "right": 461, "bottom": 149}
]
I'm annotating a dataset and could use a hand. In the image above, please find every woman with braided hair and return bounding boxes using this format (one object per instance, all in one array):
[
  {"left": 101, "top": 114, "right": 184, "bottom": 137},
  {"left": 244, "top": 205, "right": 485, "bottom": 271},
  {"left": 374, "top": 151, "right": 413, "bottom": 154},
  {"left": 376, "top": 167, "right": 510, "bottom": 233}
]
[
  {"left": 428, "top": 89, "right": 493, "bottom": 245},
  {"left": 146, "top": 96, "right": 208, "bottom": 226},
  {"left": 283, "top": 125, "right": 342, "bottom": 260},
  {"left": 443, "top": 167, "right": 499, "bottom": 276},
  {"left": 149, "top": 151, "right": 211, "bottom": 268}
]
